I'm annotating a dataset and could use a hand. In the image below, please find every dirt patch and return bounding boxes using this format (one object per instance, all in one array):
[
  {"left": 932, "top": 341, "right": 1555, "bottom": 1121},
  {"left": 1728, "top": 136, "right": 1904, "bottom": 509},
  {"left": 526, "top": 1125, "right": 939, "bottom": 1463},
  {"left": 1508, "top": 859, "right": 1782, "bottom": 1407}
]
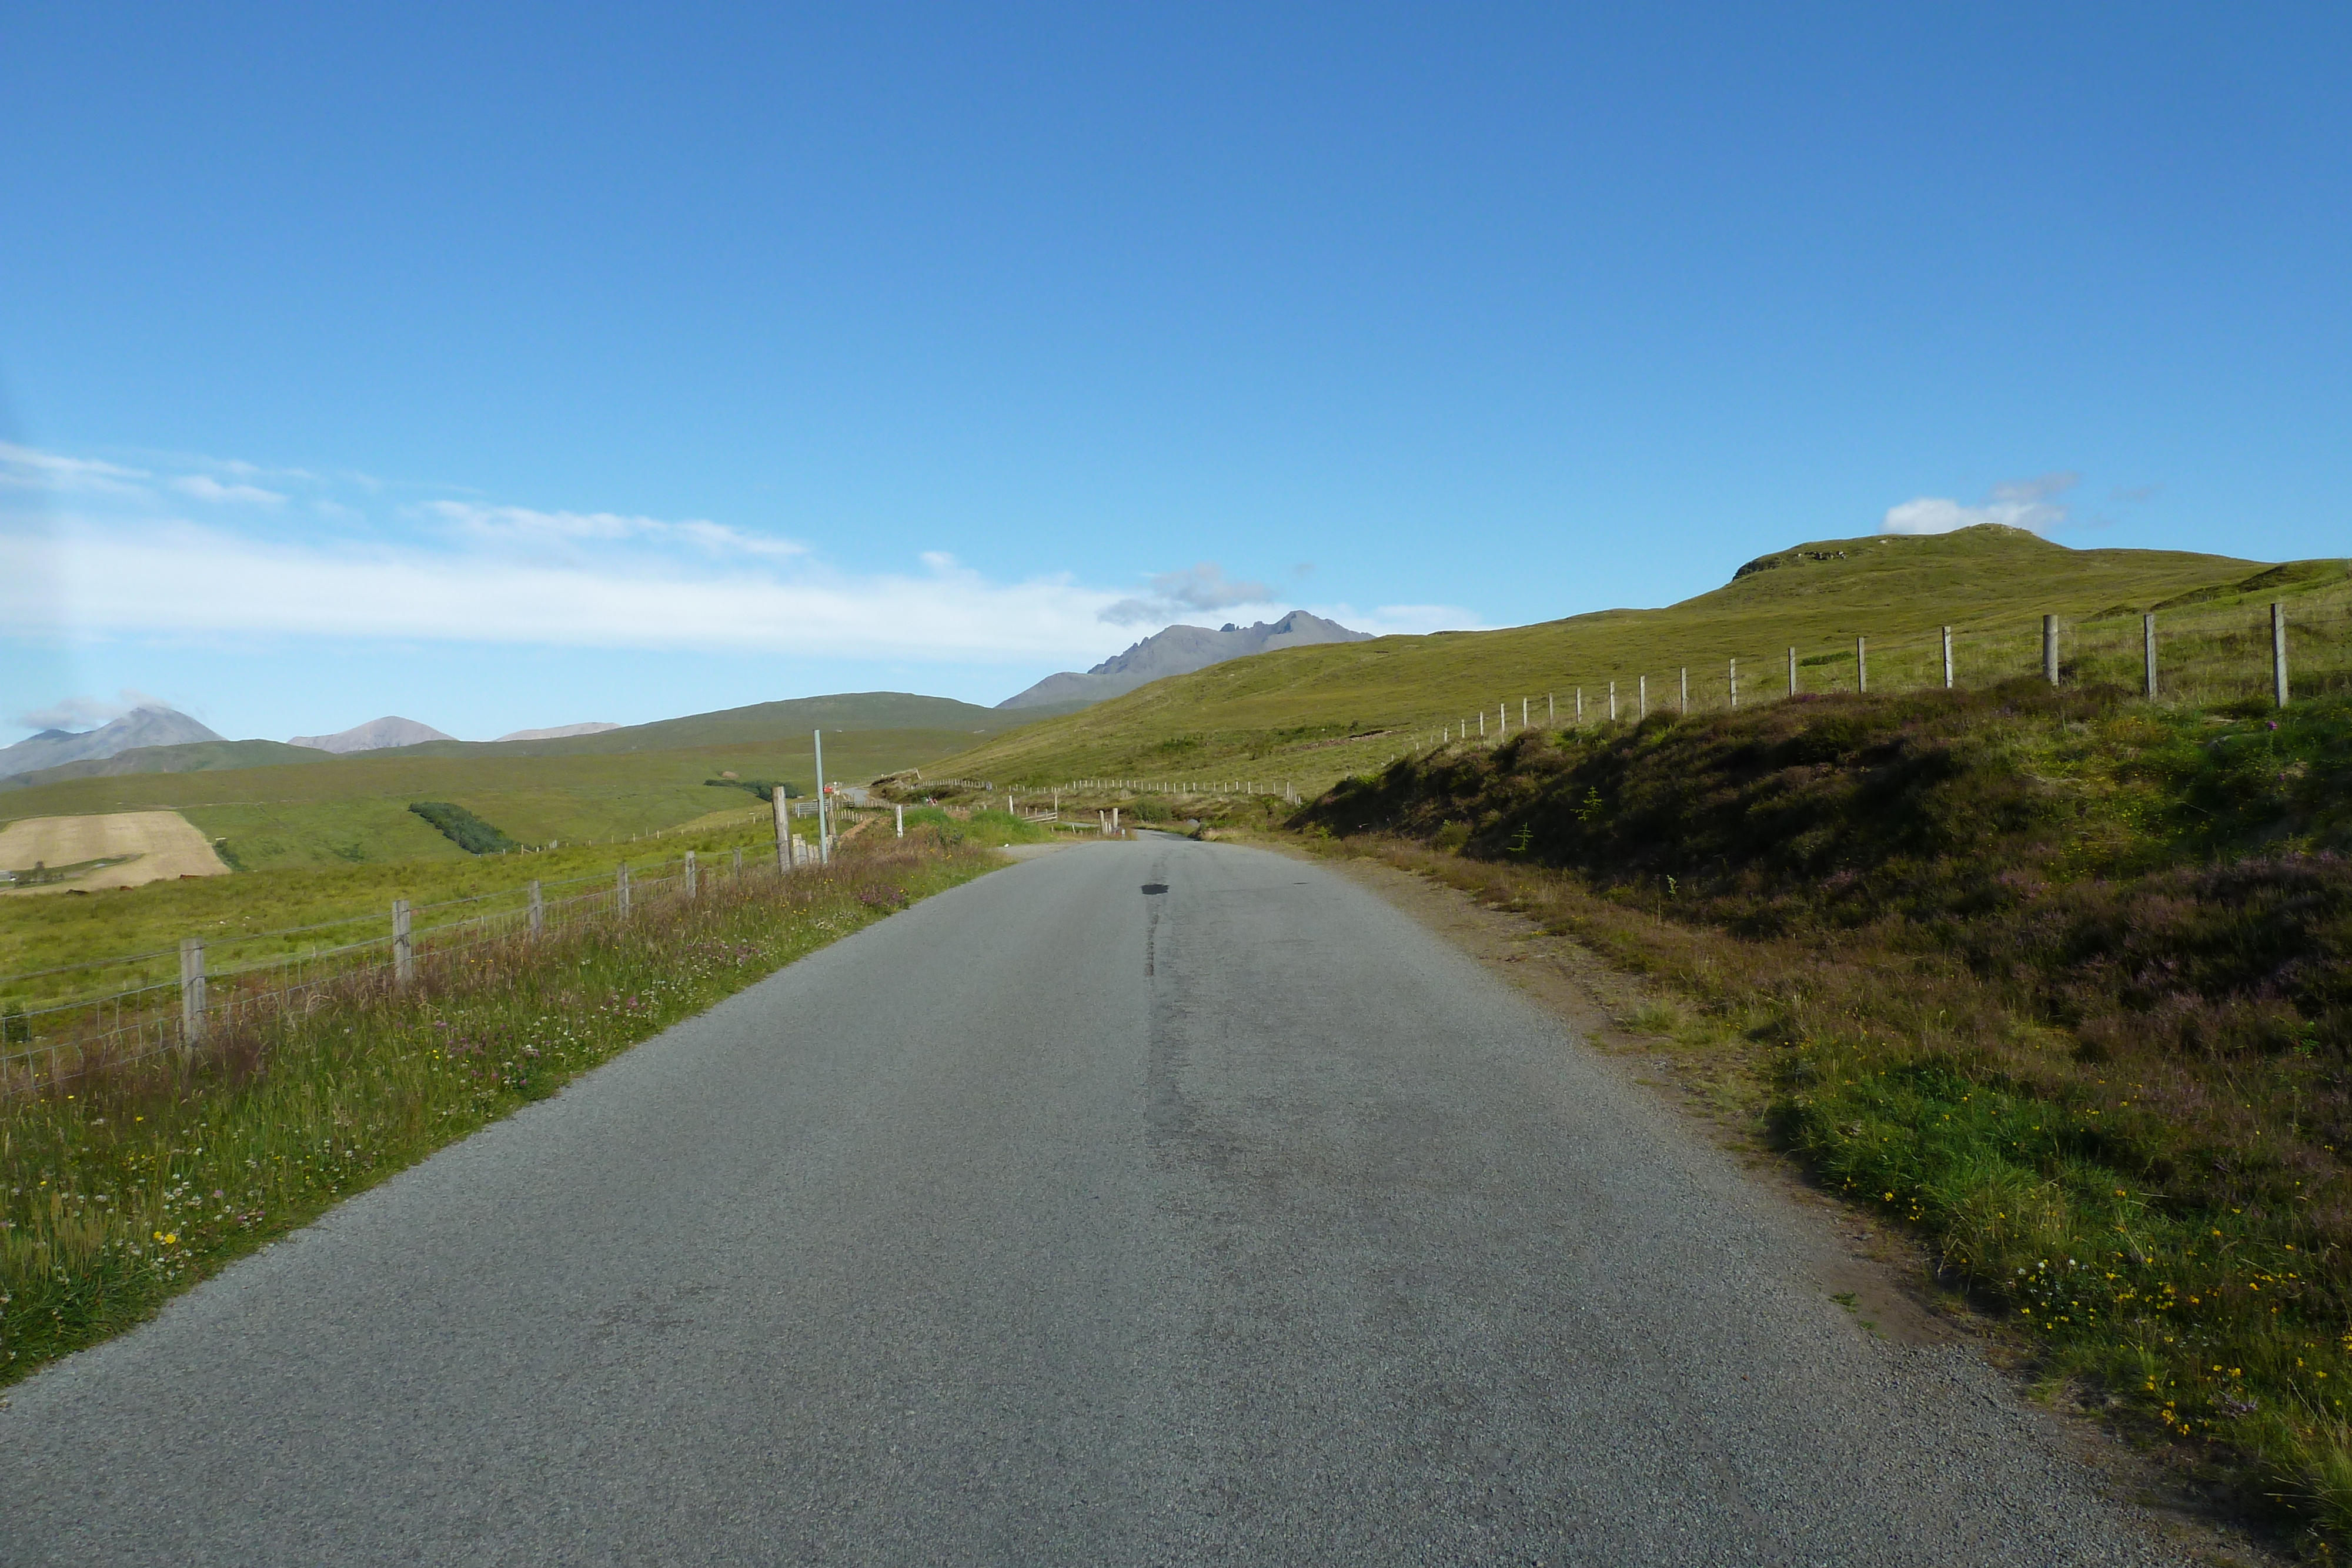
[{"left": 0, "top": 812, "right": 230, "bottom": 895}]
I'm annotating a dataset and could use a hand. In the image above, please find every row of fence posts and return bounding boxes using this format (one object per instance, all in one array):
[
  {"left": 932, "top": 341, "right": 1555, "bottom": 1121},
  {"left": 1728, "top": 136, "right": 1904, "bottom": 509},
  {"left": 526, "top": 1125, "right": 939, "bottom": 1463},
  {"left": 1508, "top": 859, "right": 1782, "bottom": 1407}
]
[
  {"left": 156, "top": 840, "right": 780, "bottom": 1059},
  {"left": 1422, "top": 601, "right": 2306, "bottom": 750}
]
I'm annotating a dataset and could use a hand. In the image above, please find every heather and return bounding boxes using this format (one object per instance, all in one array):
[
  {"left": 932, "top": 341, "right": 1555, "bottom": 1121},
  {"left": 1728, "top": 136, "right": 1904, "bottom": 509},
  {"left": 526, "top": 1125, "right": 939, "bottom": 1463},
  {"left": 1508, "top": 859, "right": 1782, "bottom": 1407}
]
[{"left": 1301, "top": 681, "right": 2352, "bottom": 1542}]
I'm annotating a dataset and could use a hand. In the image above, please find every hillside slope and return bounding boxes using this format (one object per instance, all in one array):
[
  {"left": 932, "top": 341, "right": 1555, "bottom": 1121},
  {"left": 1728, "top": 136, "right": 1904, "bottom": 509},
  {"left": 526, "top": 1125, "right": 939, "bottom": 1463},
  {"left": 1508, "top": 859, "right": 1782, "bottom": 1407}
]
[{"left": 923, "top": 526, "right": 2342, "bottom": 790}]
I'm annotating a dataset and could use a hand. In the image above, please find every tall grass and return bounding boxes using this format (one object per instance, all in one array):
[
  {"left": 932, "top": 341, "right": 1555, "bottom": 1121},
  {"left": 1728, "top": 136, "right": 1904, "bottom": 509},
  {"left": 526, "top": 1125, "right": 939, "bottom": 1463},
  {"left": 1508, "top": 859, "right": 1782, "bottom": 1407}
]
[
  {"left": 0, "top": 835, "right": 994, "bottom": 1386},
  {"left": 1299, "top": 682, "right": 2352, "bottom": 1543}
]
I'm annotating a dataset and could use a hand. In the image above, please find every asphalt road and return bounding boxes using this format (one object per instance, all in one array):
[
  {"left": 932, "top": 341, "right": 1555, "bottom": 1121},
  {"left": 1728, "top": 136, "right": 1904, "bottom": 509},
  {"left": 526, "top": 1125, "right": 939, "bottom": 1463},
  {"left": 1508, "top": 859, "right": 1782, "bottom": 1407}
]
[{"left": 2, "top": 838, "right": 2191, "bottom": 1565}]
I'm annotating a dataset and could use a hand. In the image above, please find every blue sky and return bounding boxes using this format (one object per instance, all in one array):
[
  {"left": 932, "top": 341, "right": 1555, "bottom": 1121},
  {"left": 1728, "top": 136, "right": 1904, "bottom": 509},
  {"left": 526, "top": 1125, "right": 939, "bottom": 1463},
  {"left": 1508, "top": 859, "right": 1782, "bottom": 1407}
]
[{"left": 4, "top": 4, "right": 2346, "bottom": 744}]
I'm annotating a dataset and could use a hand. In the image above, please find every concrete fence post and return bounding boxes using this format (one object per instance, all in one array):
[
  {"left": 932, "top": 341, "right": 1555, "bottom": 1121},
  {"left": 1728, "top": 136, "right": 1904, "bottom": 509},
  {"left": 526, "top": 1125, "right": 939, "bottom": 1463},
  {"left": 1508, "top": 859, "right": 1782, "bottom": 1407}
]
[
  {"left": 179, "top": 937, "right": 207, "bottom": 1050},
  {"left": 617, "top": 862, "right": 631, "bottom": 918},
  {"left": 1111, "top": 807, "right": 1120, "bottom": 835},
  {"left": 2043, "top": 614, "right": 2060, "bottom": 686},
  {"left": 392, "top": 899, "right": 413, "bottom": 991},
  {"left": 2144, "top": 614, "right": 2158, "bottom": 699},
  {"left": 1942, "top": 626, "right": 1954, "bottom": 690},
  {"left": 685, "top": 850, "right": 697, "bottom": 898},
  {"left": 2273, "top": 601, "right": 2290, "bottom": 707},
  {"left": 527, "top": 879, "right": 544, "bottom": 938}
]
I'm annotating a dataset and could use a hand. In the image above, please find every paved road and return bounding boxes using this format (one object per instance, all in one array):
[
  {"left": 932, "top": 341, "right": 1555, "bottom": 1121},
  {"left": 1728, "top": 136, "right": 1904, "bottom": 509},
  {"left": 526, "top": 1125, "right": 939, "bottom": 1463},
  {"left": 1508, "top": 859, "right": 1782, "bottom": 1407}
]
[{"left": 3, "top": 839, "right": 2187, "bottom": 1565}]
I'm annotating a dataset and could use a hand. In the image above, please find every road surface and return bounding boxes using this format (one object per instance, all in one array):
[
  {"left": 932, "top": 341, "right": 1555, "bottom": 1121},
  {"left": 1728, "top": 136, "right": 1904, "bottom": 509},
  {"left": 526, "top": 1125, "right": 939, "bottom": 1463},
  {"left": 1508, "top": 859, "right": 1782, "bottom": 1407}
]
[{"left": 1, "top": 838, "right": 2191, "bottom": 1564}]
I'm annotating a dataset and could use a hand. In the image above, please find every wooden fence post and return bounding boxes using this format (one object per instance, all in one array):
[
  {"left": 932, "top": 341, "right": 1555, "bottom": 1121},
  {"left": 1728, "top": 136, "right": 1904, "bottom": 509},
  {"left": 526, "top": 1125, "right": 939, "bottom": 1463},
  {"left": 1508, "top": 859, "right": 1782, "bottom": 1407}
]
[
  {"left": 1638, "top": 675, "right": 1647, "bottom": 718},
  {"left": 1575, "top": 687, "right": 1583, "bottom": 722},
  {"left": 1942, "top": 626, "right": 1954, "bottom": 690},
  {"left": 773, "top": 790, "right": 790, "bottom": 874},
  {"left": 1679, "top": 667, "right": 1688, "bottom": 714},
  {"left": 617, "top": 862, "right": 630, "bottom": 918},
  {"left": 528, "top": 879, "right": 544, "bottom": 938},
  {"left": 1788, "top": 646, "right": 1798, "bottom": 696},
  {"left": 179, "top": 937, "right": 207, "bottom": 1050},
  {"left": 392, "top": 900, "right": 413, "bottom": 991},
  {"left": 1856, "top": 637, "right": 1867, "bottom": 694},
  {"left": 732, "top": 847, "right": 743, "bottom": 877},
  {"left": 2274, "top": 601, "right": 2290, "bottom": 707},
  {"left": 685, "top": 850, "right": 697, "bottom": 898},
  {"left": 2043, "top": 614, "right": 2060, "bottom": 686},
  {"left": 2144, "top": 614, "right": 2158, "bottom": 698},
  {"left": 1608, "top": 681, "right": 1617, "bottom": 721},
  {"left": 1729, "top": 658, "right": 1738, "bottom": 708},
  {"left": 896, "top": 804, "right": 906, "bottom": 837}
]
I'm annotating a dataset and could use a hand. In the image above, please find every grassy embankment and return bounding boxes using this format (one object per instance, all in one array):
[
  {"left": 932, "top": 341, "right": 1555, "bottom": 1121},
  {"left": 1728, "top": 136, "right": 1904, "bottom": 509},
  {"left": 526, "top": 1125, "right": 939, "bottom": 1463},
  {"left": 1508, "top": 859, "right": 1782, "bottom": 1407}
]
[
  {"left": 1298, "top": 680, "right": 2352, "bottom": 1540},
  {"left": 1, "top": 831, "right": 1000, "bottom": 1386},
  {"left": 1, "top": 690, "right": 1047, "bottom": 875},
  {"left": 924, "top": 525, "right": 2350, "bottom": 805}
]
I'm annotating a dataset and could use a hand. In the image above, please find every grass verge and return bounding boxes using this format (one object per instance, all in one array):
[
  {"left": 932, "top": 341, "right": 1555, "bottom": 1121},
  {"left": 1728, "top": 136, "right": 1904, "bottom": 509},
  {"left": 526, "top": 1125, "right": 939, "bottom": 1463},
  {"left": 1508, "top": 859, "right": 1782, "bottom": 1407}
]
[
  {"left": 0, "top": 834, "right": 995, "bottom": 1388},
  {"left": 1298, "top": 681, "right": 2352, "bottom": 1549}
]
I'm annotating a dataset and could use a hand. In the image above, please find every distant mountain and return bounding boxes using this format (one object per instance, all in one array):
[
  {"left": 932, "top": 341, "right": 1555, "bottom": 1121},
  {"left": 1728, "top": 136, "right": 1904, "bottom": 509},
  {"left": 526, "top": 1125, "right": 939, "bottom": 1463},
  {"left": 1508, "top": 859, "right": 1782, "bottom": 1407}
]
[
  {"left": 495, "top": 721, "right": 621, "bottom": 742},
  {"left": 998, "top": 611, "right": 1374, "bottom": 710},
  {"left": 0, "top": 738, "right": 332, "bottom": 793},
  {"left": 289, "top": 716, "right": 455, "bottom": 754},
  {"left": 0, "top": 706, "right": 225, "bottom": 780}
]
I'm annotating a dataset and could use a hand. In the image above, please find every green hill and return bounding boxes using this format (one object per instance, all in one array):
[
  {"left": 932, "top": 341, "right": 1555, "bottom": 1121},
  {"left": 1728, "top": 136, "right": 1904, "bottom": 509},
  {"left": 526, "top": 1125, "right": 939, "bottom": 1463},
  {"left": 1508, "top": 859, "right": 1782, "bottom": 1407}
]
[
  {"left": 0, "top": 692, "right": 1041, "bottom": 872},
  {"left": 919, "top": 526, "right": 2348, "bottom": 793}
]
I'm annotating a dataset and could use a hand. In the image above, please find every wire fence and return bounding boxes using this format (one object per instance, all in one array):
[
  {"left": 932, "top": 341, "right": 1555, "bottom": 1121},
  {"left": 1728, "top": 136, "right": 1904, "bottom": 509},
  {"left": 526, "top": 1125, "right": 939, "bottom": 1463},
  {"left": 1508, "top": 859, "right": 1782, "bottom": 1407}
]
[{"left": 0, "top": 841, "right": 818, "bottom": 1099}]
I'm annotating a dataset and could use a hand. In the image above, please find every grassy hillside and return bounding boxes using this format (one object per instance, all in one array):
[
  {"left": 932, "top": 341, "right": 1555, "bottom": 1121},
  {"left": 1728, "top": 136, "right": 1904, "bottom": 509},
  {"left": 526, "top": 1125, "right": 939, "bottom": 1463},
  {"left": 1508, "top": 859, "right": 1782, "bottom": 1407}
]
[
  {"left": 0, "top": 738, "right": 333, "bottom": 790},
  {"left": 0, "top": 726, "right": 993, "bottom": 872},
  {"left": 923, "top": 526, "right": 2350, "bottom": 794},
  {"left": 1301, "top": 682, "right": 2352, "bottom": 1539}
]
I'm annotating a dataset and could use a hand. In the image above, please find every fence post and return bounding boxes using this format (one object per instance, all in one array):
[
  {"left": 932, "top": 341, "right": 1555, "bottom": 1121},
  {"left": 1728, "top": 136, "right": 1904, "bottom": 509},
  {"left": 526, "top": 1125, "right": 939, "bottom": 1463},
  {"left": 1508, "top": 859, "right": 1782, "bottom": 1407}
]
[
  {"left": 1638, "top": 675, "right": 1647, "bottom": 718},
  {"left": 1856, "top": 637, "right": 1867, "bottom": 694},
  {"left": 1111, "top": 807, "right": 1120, "bottom": 835},
  {"left": 179, "top": 937, "right": 207, "bottom": 1050},
  {"left": 732, "top": 847, "right": 743, "bottom": 877},
  {"left": 1788, "top": 646, "right": 1798, "bottom": 696},
  {"left": 2144, "top": 614, "right": 2158, "bottom": 698},
  {"left": 1576, "top": 687, "right": 1583, "bottom": 721},
  {"left": 1522, "top": 697, "right": 1529, "bottom": 729},
  {"left": 1478, "top": 710, "right": 1486, "bottom": 737},
  {"left": 392, "top": 900, "right": 413, "bottom": 991},
  {"left": 1942, "top": 626, "right": 1954, "bottom": 690},
  {"left": 813, "top": 729, "right": 832, "bottom": 865},
  {"left": 896, "top": 804, "right": 906, "bottom": 837},
  {"left": 773, "top": 790, "right": 790, "bottom": 874},
  {"left": 685, "top": 850, "right": 697, "bottom": 898},
  {"left": 1729, "top": 657, "right": 1738, "bottom": 708},
  {"left": 527, "top": 879, "right": 544, "bottom": 937},
  {"left": 2043, "top": 614, "right": 2060, "bottom": 686},
  {"left": 1679, "top": 667, "right": 1688, "bottom": 714},
  {"left": 617, "top": 862, "right": 630, "bottom": 918},
  {"left": 2273, "top": 601, "right": 2290, "bottom": 707},
  {"left": 1608, "top": 681, "right": 1617, "bottom": 721}
]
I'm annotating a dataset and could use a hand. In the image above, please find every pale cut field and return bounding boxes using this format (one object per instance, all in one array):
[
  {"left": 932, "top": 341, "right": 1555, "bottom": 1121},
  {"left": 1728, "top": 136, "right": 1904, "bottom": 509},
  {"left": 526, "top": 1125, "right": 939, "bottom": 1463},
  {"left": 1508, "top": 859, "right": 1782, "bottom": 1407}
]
[{"left": 0, "top": 811, "right": 230, "bottom": 895}]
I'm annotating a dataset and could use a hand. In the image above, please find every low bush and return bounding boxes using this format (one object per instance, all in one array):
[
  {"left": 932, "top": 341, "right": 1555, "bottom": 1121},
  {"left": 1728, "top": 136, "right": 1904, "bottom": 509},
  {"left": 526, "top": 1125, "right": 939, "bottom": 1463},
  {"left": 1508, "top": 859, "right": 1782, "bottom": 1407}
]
[{"left": 407, "top": 800, "right": 517, "bottom": 855}]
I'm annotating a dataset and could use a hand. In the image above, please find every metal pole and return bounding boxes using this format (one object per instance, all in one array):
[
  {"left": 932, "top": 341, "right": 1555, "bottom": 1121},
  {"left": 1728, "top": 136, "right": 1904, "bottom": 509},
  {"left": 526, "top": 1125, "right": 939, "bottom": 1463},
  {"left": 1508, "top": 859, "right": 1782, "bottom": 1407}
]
[
  {"left": 2043, "top": 614, "right": 2059, "bottom": 686},
  {"left": 180, "top": 937, "right": 207, "bottom": 1049},
  {"left": 813, "top": 730, "right": 832, "bottom": 864},
  {"left": 528, "top": 879, "right": 543, "bottom": 938},
  {"left": 1942, "top": 626, "right": 1954, "bottom": 690},
  {"left": 393, "top": 900, "right": 413, "bottom": 990},
  {"left": 2273, "top": 601, "right": 2290, "bottom": 707},
  {"left": 2144, "top": 613, "right": 2158, "bottom": 698}
]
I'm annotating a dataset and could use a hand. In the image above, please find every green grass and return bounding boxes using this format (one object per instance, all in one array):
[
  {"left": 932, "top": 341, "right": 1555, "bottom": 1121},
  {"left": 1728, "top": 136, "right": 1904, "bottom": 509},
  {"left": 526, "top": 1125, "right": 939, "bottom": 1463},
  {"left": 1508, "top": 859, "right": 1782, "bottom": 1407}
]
[
  {"left": 0, "top": 832, "right": 998, "bottom": 1387},
  {"left": 1297, "top": 681, "right": 2352, "bottom": 1544},
  {"left": 926, "top": 525, "right": 2350, "bottom": 803},
  {"left": 0, "top": 808, "right": 781, "bottom": 1010},
  {"left": 0, "top": 727, "right": 993, "bottom": 874}
]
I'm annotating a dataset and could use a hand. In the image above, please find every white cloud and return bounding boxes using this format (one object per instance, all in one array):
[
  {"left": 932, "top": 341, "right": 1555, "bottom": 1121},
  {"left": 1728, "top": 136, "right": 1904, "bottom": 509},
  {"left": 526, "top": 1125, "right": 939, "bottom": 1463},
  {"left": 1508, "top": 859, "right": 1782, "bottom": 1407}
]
[
  {"left": 14, "top": 688, "right": 172, "bottom": 731},
  {"left": 1100, "top": 561, "right": 1275, "bottom": 625},
  {"left": 173, "top": 474, "right": 288, "bottom": 505},
  {"left": 0, "top": 442, "right": 152, "bottom": 498},
  {"left": 1880, "top": 472, "right": 2079, "bottom": 535},
  {"left": 422, "top": 500, "right": 807, "bottom": 561}
]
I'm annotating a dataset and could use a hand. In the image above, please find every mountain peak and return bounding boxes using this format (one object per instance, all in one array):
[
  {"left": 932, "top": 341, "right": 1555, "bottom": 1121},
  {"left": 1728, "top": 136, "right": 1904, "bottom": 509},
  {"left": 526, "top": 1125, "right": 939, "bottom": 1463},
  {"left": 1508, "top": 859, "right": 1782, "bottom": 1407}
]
[
  {"left": 0, "top": 706, "right": 225, "bottom": 781},
  {"left": 288, "top": 716, "right": 456, "bottom": 754},
  {"left": 998, "top": 611, "right": 1372, "bottom": 710}
]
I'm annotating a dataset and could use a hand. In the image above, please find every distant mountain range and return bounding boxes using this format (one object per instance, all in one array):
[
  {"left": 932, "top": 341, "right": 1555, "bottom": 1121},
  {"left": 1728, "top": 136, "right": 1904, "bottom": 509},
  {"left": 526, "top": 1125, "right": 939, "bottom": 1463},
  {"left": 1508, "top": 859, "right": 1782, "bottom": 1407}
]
[
  {"left": 998, "top": 611, "right": 1374, "bottom": 710},
  {"left": 0, "top": 707, "right": 225, "bottom": 781},
  {"left": 495, "top": 721, "right": 620, "bottom": 742},
  {"left": 289, "top": 716, "right": 455, "bottom": 754}
]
